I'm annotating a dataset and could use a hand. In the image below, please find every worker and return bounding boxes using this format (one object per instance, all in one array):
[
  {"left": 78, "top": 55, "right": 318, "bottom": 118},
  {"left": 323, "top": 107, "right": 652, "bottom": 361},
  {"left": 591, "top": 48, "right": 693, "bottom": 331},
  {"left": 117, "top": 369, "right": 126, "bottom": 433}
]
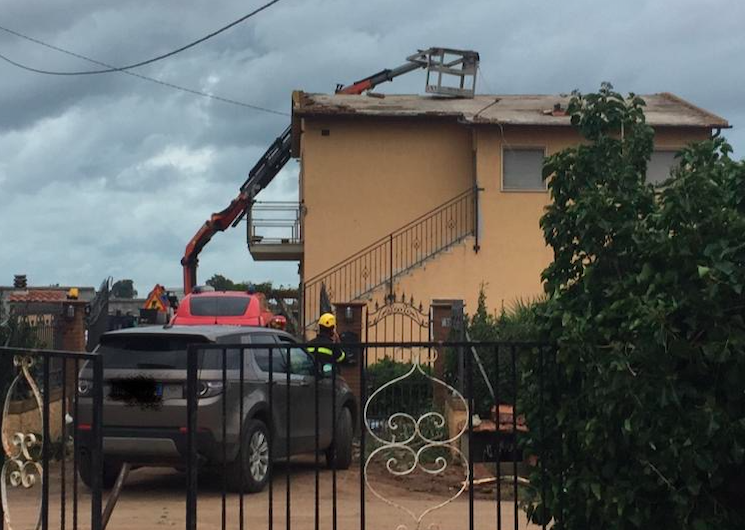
[{"left": 307, "top": 313, "right": 346, "bottom": 365}]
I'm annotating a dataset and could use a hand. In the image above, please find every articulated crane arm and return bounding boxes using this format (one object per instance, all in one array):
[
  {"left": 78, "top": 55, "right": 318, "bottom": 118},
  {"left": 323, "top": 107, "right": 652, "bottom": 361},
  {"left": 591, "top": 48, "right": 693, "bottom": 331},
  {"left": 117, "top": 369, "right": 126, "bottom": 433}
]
[
  {"left": 181, "top": 47, "right": 479, "bottom": 294},
  {"left": 181, "top": 126, "right": 292, "bottom": 293}
]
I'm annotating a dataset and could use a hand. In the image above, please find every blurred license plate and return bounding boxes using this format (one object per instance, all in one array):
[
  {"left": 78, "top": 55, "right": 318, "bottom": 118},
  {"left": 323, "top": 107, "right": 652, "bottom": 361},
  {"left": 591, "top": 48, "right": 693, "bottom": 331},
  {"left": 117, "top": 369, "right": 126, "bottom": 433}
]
[
  {"left": 158, "top": 384, "right": 183, "bottom": 399},
  {"left": 109, "top": 378, "right": 161, "bottom": 406}
]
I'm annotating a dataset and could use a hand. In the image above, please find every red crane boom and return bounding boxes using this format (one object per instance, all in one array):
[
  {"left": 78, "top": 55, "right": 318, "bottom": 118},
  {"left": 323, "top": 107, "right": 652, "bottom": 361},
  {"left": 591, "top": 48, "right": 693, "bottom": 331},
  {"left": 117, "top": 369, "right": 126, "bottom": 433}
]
[{"left": 181, "top": 48, "right": 479, "bottom": 293}]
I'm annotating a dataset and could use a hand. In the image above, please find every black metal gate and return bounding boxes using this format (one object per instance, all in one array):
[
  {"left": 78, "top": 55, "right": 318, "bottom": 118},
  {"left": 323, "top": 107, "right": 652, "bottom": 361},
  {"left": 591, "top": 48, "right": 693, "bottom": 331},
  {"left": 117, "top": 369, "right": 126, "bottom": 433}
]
[
  {"left": 363, "top": 296, "right": 434, "bottom": 435},
  {"left": 183, "top": 339, "right": 557, "bottom": 530},
  {"left": 1, "top": 341, "right": 557, "bottom": 530},
  {"left": 365, "top": 294, "right": 431, "bottom": 357},
  {"left": 0, "top": 346, "right": 104, "bottom": 530}
]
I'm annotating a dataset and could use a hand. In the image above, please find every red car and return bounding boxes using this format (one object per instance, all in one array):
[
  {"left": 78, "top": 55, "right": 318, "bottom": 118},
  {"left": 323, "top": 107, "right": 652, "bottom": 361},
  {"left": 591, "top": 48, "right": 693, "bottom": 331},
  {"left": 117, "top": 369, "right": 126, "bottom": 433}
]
[{"left": 172, "top": 288, "right": 281, "bottom": 328}]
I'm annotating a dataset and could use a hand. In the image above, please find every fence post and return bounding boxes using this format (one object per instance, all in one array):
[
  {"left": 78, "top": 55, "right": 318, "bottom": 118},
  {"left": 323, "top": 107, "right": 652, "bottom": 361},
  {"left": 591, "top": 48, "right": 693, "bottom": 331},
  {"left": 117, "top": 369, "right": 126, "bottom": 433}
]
[
  {"left": 359, "top": 346, "right": 366, "bottom": 530},
  {"left": 185, "top": 345, "right": 198, "bottom": 530},
  {"left": 91, "top": 355, "right": 104, "bottom": 530},
  {"left": 540, "top": 346, "right": 547, "bottom": 530},
  {"left": 466, "top": 343, "right": 474, "bottom": 530},
  {"left": 41, "top": 355, "right": 50, "bottom": 530},
  {"left": 0, "top": 351, "right": 8, "bottom": 530},
  {"left": 451, "top": 301, "right": 465, "bottom": 394}
]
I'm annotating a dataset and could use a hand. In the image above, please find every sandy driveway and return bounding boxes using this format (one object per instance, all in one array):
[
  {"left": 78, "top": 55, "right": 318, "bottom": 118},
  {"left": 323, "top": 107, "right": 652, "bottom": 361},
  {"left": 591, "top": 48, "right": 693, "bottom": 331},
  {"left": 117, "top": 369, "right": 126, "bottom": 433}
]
[{"left": 3, "top": 458, "right": 538, "bottom": 530}]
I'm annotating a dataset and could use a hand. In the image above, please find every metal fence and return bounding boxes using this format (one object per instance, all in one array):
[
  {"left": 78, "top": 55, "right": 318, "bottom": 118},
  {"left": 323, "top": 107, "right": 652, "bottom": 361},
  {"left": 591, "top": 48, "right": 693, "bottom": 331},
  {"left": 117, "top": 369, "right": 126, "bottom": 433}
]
[
  {"left": 0, "top": 346, "right": 104, "bottom": 530},
  {"left": 183, "top": 340, "right": 556, "bottom": 530},
  {"left": 1, "top": 341, "right": 558, "bottom": 530}
]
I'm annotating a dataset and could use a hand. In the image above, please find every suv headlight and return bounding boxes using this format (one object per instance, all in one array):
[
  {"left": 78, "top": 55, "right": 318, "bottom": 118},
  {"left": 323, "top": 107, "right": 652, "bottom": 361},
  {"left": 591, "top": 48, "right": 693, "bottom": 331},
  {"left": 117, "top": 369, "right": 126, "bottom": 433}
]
[
  {"left": 197, "top": 381, "right": 224, "bottom": 399},
  {"left": 78, "top": 379, "right": 93, "bottom": 397}
]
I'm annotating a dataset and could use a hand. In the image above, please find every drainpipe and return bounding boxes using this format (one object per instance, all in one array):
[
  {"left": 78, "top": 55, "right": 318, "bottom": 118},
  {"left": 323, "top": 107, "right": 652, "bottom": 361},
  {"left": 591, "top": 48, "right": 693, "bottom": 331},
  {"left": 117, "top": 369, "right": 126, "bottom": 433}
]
[{"left": 471, "top": 127, "right": 481, "bottom": 253}]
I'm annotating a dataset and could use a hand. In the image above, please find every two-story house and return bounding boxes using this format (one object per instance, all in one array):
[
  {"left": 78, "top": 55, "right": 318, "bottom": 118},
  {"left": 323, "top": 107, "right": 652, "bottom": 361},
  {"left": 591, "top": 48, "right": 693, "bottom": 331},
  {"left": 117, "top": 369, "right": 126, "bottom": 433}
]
[{"left": 246, "top": 91, "right": 729, "bottom": 336}]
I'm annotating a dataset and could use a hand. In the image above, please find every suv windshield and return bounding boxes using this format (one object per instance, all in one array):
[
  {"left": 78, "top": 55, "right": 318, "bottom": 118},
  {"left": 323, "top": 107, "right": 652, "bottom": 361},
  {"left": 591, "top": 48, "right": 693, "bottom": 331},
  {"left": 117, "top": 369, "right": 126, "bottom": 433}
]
[
  {"left": 189, "top": 296, "right": 251, "bottom": 316},
  {"left": 99, "top": 335, "right": 238, "bottom": 369}
]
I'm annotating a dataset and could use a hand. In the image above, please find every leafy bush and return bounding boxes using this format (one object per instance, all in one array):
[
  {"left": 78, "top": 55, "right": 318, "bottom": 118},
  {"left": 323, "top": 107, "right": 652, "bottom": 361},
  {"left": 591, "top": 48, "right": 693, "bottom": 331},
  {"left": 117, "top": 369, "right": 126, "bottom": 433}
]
[
  {"left": 365, "top": 357, "right": 433, "bottom": 420},
  {"left": 364, "top": 357, "right": 455, "bottom": 466},
  {"left": 520, "top": 84, "right": 745, "bottom": 529},
  {"left": 443, "top": 288, "right": 543, "bottom": 417}
]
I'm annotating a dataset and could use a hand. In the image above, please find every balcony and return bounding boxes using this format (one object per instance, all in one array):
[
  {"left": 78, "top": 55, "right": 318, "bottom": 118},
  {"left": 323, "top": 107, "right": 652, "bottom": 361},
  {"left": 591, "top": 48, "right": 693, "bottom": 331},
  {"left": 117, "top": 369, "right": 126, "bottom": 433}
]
[{"left": 247, "top": 202, "right": 303, "bottom": 261}]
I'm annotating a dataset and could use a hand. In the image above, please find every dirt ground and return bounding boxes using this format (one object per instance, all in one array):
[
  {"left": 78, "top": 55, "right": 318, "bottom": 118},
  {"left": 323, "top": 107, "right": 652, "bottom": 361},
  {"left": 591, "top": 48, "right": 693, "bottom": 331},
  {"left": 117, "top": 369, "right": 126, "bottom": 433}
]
[{"left": 3, "top": 457, "right": 539, "bottom": 530}]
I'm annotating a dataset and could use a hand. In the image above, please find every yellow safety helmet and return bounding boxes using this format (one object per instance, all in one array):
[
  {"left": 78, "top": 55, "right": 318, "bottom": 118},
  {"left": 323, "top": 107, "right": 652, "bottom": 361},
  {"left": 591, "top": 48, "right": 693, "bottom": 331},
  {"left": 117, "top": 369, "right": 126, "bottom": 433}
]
[{"left": 318, "top": 313, "right": 336, "bottom": 329}]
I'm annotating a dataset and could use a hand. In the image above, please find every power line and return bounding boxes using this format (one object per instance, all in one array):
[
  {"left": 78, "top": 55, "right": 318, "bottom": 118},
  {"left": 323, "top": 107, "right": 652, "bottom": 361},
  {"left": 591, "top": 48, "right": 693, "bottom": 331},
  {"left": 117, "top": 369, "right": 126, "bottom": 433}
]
[
  {"left": 0, "top": 0, "right": 283, "bottom": 75},
  {"left": 0, "top": 26, "right": 289, "bottom": 115}
]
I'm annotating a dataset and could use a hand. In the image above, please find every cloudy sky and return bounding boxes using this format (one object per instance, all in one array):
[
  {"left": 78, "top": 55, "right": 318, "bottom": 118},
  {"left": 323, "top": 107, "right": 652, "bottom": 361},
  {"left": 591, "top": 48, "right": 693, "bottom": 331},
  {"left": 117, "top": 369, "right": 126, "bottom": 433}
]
[{"left": 1, "top": 0, "right": 742, "bottom": 294}]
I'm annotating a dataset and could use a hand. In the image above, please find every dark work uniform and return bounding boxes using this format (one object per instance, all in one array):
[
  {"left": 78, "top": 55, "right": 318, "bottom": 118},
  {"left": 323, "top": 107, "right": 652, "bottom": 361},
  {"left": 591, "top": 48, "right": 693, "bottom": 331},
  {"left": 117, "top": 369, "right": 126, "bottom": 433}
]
[{"left": 307, "top": 335, "right": 346, "bottom": 364}]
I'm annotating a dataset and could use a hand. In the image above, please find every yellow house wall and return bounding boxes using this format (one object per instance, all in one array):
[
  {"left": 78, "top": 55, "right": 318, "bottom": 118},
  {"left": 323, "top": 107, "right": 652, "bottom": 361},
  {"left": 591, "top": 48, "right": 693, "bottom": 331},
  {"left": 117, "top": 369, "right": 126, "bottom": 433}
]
[
  {"left": 301, "top": 118, "right": 473, "bottom": 281},
  {"left": 301, "top": 117, "right": 710, "bottom": 318}
]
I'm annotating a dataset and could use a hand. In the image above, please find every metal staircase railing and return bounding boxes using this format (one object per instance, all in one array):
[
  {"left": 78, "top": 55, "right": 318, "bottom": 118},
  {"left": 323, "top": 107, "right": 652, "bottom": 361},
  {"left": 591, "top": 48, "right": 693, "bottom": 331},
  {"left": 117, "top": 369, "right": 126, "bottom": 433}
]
[{"left": 303, "top": 187, "right": 477, "bottom": 329}]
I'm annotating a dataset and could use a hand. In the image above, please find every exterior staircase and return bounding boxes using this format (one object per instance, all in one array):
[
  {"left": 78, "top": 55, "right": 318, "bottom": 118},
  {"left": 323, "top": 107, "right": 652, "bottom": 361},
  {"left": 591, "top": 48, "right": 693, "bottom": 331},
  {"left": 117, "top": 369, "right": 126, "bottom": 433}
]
[{"left": 302, "top": 187, "right": 478, "bottom": 329}]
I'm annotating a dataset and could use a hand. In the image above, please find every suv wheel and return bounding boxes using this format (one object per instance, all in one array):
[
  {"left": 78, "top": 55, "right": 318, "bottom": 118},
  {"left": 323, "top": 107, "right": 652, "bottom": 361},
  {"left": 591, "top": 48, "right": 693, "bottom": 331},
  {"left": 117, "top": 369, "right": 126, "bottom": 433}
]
[
  {"left": 326, "top": 407, "right": 353, "bottom": 470},
  {"left": 228, "top": 419, "right": 271, "bottom": 493}
]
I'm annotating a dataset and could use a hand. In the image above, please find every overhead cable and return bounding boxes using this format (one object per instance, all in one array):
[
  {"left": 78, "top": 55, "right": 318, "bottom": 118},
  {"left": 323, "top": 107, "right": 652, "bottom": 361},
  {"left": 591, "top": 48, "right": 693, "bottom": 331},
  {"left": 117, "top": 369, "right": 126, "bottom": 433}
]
[
  {"left": 0, "top": 26, "right": 289, "bottom": 115},
  {"left": 0, "top": 0, "right": 282, "bottom": 75}
]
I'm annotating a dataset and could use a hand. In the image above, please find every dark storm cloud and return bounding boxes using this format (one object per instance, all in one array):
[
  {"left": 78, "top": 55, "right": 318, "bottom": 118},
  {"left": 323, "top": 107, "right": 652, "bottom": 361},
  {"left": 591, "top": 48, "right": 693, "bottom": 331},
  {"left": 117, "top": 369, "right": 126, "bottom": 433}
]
[{"left": 1, "top": 0, "right": 743, "bottom": 292}]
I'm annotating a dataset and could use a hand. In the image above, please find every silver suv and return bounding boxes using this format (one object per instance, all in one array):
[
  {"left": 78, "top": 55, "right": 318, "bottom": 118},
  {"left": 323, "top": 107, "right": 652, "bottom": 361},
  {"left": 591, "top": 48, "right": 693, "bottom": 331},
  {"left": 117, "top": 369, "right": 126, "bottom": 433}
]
[{"left": 76, "top": 325, "right": 356, "bottom": 492}]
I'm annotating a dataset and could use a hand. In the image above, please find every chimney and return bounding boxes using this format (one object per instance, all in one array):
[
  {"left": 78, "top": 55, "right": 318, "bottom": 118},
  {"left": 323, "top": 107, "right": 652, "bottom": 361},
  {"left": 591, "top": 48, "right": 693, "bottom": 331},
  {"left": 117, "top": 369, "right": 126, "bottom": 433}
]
[{"left": 13, "top": 274, "right": 27, "bottom": 289}]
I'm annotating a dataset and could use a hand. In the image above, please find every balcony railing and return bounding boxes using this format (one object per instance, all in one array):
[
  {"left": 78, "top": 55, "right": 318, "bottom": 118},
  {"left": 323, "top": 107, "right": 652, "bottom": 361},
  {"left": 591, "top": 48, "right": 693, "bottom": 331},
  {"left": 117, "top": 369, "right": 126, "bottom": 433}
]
[{"left": 246, "top": 202, "right": 303, "bottom": 261}]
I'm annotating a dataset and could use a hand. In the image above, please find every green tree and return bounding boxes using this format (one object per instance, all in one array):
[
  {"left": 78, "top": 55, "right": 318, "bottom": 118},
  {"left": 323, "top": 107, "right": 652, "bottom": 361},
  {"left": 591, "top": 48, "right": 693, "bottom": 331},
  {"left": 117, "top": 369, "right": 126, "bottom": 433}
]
[
  {"left": 205, "top": 274, "right": 274, "bottom": 294},
  {"left": 521, "top": 84, "right": 745, "bottom": 528},
  {"left": 205, "top": 274, "right": 298, "bottom": 299},
  {"left": 205, "top": 274, "right": 240, "bottom": 291},
  {"left": 111, "top": 279, "right": 137, "bottom": 298}
]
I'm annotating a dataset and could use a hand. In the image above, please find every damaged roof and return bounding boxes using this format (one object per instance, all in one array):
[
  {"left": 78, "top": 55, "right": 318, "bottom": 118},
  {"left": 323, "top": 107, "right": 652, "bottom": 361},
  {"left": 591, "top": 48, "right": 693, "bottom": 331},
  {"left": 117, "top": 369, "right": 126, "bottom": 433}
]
[{"left": 292, "top": 91, "right": 729, "bottom": 129}]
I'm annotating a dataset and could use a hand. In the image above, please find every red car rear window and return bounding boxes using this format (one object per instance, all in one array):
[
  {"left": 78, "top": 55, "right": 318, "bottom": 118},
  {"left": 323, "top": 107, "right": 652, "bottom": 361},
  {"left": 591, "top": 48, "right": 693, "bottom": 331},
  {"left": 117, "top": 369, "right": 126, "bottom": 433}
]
[{"left": 189, "top": 296, "right": 251, "bottom": 316}]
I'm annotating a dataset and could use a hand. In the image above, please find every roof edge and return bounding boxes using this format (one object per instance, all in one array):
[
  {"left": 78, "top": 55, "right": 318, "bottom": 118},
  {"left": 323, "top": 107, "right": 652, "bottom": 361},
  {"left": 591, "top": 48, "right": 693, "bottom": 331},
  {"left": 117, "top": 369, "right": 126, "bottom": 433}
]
[
  {"left": 658, "top": 92, "right": 730, "bottom": 128},
  {"left": 293, "top": 91, "right": 730, "bottom": 130}
]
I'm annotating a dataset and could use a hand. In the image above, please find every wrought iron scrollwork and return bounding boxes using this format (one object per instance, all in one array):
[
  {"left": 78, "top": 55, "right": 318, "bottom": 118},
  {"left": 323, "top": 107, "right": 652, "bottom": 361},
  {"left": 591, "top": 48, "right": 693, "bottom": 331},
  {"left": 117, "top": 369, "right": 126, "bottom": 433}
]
[
  {"left": 364, "top": 348, "right": 469, "bottom": 530},
  {"left": 2, "top": 355, "right": 44, "bottom": 530},
  {"left": 367, "top": 296, "right": 430, "bottom": 329}
]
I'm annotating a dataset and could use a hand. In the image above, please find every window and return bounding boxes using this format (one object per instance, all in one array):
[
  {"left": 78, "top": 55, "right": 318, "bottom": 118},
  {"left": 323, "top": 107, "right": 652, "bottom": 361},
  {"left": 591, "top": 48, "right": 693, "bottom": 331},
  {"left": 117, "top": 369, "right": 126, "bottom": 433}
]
[
  {"left": 189, "top": 296, "right": 251, "bottom": 316},
  {"left": 98, "top": 334, "right": 241, "bottom": 369},
  {"left": 502, "top": 148, "right": 546, "bottom": 191},
  {"left": 279, "top": 338, "right": 315, "bottom": 376},
  {"left": 249, "top": 334, "right": 287, "bottom": 373},
  {"left": 647, "top": 150, "right": 678, "bottom": 186}
]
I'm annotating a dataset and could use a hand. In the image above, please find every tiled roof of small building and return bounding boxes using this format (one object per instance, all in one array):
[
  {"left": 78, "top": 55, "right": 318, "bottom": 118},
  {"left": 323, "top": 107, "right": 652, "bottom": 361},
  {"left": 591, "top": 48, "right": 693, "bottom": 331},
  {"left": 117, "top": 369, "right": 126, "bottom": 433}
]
[{"left": 9, "top": 290, "right": 70, "bottom": 303}]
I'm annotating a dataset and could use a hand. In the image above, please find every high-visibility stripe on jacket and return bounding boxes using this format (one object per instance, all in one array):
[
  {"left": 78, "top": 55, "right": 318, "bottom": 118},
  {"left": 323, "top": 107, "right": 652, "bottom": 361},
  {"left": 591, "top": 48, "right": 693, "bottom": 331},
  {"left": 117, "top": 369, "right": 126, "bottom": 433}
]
[{"left": 307, "top": 342, "right": 346, "bottom": 363}]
